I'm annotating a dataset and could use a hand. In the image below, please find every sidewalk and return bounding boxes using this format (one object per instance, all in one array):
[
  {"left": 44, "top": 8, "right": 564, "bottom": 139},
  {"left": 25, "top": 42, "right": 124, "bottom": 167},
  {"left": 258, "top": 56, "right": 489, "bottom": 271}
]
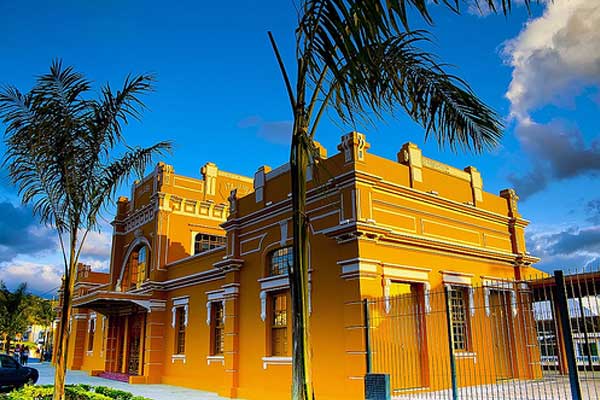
[{"left": 32, "top": 361, "right": 230, "bottom": 400}]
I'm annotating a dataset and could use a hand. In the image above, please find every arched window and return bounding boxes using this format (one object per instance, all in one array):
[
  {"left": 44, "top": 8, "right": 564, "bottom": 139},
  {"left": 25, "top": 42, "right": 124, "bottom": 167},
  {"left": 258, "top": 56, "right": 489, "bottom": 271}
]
[
  {"left": 124, "top": 245, "right": 150, "bottom": 291},
  {"left": 137, "top": 246, "right": 148, "bottom": 286},
  {"left": 269, "top": 247, "right": 292, "bottom": 276},
  {"left": 194, "top": 233, "right": 226, "bottom": 255}
]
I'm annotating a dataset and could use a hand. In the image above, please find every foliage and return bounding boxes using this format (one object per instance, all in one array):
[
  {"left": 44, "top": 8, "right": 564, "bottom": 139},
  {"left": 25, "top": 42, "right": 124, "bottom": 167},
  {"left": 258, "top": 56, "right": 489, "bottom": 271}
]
[
  {"left": 271, "top": 0, "right": 529, "bottom": 398},
  {"left": 93, "top": 387, "right": 135, "bottom": 400},
  {"left": 0, "top": 60, "right": 171, "bottom": 399},
  {"left": 28, "top": 297, "right": 56, "bottom": 329},
  {"left": 0, "top": 283, "right": 31, "bottom": 351},
  {"left": 1, "top": 385, "right": 152, "bottom": 400}
]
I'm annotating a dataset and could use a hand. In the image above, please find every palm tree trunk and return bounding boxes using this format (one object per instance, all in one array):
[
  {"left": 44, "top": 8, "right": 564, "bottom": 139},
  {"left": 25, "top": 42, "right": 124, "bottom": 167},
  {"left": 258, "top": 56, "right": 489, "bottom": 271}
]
[
  {"left": 290, "top": 122, "right": 314, "bottom": 400},
  {"left": 53, "top": 239, "right": 77, "bottom": 400}
]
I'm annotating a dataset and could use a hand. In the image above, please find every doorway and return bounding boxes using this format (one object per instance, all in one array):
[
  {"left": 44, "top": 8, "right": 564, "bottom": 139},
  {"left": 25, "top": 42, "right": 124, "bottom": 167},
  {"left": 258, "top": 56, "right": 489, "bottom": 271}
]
[{"left": 489, "top": 290, "right": 514, "bottom": 380}]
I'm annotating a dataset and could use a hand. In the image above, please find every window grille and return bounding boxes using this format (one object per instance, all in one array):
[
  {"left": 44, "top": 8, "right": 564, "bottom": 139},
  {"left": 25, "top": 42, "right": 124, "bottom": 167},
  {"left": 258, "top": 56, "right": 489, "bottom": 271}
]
[
  {"left": 449, "top": 287, "right": 469, "bottom": 351},
  {"left": 175, "top": 308, "right": 186, "bottom": 354},
  {"left": 194, "top": 234, "right": 226, "bottom": 255},
  {"left": 269, "top": 247, "right": 293, "bottom": 276},
  {"left": 212, "top": 302, "right": 225, "bottom": 355}
]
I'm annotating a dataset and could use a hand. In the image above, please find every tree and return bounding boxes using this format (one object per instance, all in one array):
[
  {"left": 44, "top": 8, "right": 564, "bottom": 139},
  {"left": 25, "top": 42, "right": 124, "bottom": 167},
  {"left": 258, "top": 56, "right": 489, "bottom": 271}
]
[
  {"left": 267, "top": 0, "right": 531, "bottom": 398},
  {"left": 0, "top": 282, "right": 31, "bottom": 353},
  {"left": 0, "top": 61, "right": 171, "bottom": 400}
]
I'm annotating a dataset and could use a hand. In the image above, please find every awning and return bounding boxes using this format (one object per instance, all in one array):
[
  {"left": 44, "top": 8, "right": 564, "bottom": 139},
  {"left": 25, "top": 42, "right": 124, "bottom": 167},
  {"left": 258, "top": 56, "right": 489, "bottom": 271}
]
[{"left": 72, "top": 291, "right": 152, "bottom": 316}]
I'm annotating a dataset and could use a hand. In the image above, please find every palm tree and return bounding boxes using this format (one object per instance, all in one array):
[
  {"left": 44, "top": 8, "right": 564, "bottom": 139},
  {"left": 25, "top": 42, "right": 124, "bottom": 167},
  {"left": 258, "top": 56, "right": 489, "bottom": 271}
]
[
  {"left": 268, "top": 0, "right": 530, "bottom": 398},
  {"left": 0, "top": 61, "right": 171, "bottom": 400},
  {"left": 0, "top": 282, "right": 31, "bottom": 354}
]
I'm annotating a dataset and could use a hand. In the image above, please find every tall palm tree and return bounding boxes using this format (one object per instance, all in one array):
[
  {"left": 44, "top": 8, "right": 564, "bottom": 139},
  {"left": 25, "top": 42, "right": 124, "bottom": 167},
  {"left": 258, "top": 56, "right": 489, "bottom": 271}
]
[
  {"left": 268, "top": 0, "right": 531, "bottom": 398},
  {"left": 0, "top": 61, "right": 171, "bottom": 400},
  {"left": 0, "top": 282, "right": 31, "bottom": 354}
]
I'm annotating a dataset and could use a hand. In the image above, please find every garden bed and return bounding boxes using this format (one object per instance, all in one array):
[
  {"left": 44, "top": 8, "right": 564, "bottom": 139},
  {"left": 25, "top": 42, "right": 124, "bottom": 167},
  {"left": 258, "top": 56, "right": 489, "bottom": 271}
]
[{"left": 0, "top": 385, "right": 152, "bottom": 400}]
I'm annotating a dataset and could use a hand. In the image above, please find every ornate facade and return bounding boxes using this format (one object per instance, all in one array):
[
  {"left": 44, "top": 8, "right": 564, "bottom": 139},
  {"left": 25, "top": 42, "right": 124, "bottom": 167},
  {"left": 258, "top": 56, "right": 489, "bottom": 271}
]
[{"left": 56, "top": 132, "right": 539, "bottom": 399}]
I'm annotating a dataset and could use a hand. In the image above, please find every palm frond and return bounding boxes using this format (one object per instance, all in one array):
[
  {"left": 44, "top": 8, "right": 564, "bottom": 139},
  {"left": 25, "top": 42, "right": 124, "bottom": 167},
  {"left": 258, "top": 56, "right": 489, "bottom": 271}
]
[
  {"left": 299, "top": 0, "right": 506, "bottom": 152},
  {"left": 327, "top": 32, "right": 502, "bottom": 151},
  {"left": 87, "top": 142, "right": 171, "bottom": 227}
]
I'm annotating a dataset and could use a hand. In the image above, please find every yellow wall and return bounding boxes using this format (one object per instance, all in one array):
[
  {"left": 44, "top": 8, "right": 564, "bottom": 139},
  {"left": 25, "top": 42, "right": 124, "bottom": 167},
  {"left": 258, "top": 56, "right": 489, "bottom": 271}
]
[{"left": 64, "top": 132, "right": 540, "bottom": 399}]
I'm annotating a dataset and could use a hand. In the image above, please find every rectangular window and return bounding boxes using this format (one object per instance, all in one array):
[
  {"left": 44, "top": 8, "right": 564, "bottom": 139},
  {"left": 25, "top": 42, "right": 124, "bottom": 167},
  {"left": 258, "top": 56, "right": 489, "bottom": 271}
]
[
  {"left": 175, "top": 308, "right": 186, "bottom": 354},
  {"left": 271, "top": 291, "right": 289, "bottom": 356},
  {"left": 211, "top": 302, "right": 225, "bottom": 356},
  {"left": 449, "top": 287, "right": 470, "bottom": 351},
  {"left": 195, "top": 234, "right": 226, "bottom": 255},
  {"left": 87, "top": 319, "right": 95, "bottom": 352},
  {"left": 578, "top": 342, "right": 599, "bottom": 357}
]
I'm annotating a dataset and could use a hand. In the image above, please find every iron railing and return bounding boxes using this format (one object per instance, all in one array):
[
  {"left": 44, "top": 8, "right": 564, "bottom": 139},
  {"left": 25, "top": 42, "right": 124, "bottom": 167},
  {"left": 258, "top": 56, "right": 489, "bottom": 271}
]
[{"left": 365, "top": 269, "right": 600, "bottom": 400}]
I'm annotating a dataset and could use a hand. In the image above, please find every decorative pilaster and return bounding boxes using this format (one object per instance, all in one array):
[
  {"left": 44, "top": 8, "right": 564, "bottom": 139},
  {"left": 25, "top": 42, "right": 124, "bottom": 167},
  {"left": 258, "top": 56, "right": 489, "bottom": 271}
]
[
  {"left": 201, "top": 162, "right": 218, "bottom": 197},
  {"left": 465, "top": 166, "right": 484, "bottom": 205},
  {"left": 253, "top": 165, "right": 271, "bottom": 203},
  {"left": 337, "top": 131, "right": 370, "bottom": 163},
  {"left": 398, "top": 142, "right": 423, "bottom": 187},
  {"left": 222, "top": 283, "right": 240, "bottom": 398}
]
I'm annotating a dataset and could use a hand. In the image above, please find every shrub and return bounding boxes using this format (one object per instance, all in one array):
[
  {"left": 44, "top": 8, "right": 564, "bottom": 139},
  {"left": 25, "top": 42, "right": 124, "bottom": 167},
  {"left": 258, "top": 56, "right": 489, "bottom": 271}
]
[
  {"left": 3, "top": 385, "right": 150, "bottom": 400},
  {"left": 93, "top": 386, "right": 133, "bottom": 400}
]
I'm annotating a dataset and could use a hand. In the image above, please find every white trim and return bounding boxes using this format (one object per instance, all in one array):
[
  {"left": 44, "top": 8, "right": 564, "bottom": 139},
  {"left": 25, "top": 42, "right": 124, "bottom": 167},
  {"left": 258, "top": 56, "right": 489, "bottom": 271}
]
[
  {"left": 258, "top": 274, "right": 290, "bottom": 291},
  {"left": 171, "top": 354, "right": 186, "bottom": 364},
  {"left": 116, "top": 236, "right": 152, "bottom": 291},
  {"left": 207, "top": 355, "right": 225, "bottom": 365},
  {"left": 172, "top": 296, "right": 190, "bottom": 306},
  {"left": 260, "top": 291, "right": 268, "bottom": 321},
  {"left": 171, "top": 296, "right": 190, "bottom": 328},
  {"left": 262, "top": 356, "right": 292, "bottom": 369}
]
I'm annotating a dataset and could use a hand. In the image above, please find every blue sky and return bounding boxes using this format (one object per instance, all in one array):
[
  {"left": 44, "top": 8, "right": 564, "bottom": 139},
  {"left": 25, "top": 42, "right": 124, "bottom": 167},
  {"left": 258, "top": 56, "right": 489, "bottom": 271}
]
[{"left": 0, "top": 0, "right": 599, "bottom": 296}]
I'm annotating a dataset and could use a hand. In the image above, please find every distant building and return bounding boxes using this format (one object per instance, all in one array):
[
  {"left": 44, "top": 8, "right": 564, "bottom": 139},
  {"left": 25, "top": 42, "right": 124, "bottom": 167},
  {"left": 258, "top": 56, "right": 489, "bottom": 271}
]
[{"left": 55, "top": 132, "right": 539, "bottom": 399}]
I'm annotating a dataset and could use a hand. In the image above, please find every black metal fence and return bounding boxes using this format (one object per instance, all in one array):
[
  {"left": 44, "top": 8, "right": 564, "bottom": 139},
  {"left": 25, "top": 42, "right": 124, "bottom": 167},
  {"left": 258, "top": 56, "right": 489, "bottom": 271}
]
[{"left": 364, "top": 270, "right": 600, "bottom": 400}]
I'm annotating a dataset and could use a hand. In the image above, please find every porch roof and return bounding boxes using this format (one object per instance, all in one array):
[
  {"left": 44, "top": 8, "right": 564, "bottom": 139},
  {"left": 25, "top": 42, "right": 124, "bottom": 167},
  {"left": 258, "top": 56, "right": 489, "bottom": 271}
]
[{"left": 72, "top": 290, "right": 153, "bottom": 316}]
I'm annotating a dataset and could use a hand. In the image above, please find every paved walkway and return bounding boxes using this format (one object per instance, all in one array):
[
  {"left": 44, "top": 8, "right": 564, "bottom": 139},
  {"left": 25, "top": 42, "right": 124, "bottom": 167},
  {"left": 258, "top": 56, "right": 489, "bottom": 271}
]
[{"left": 32, "top": 361, "right": 231, "bottom": 400}]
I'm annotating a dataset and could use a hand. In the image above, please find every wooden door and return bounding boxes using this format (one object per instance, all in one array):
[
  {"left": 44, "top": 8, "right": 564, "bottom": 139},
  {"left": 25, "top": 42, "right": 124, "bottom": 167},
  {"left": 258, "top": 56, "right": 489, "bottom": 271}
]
[
  {"left": 373, "top": 282, "right": 424, "bottom": 392},
  {"left": 104, "top": 316, "right": 123, "bottom": 373},
  {"left": 490, "top": 290, "right": 513, "bottom": 380},
  {"left": 127, "top": 314, "right": 145, "bottom": 376}
]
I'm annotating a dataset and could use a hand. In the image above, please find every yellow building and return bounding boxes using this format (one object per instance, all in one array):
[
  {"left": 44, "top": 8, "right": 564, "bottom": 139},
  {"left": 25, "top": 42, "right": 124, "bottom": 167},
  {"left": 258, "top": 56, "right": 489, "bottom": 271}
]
[{"left": 58, "top": 132, "right": 539, "bottom": 399}]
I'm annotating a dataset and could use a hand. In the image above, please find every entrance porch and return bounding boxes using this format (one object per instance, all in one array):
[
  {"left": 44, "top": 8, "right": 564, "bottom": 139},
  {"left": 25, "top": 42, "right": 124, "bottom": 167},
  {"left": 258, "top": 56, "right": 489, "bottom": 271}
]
[{"left": 72, "top": 291, "right": 167, "bottom": 384}]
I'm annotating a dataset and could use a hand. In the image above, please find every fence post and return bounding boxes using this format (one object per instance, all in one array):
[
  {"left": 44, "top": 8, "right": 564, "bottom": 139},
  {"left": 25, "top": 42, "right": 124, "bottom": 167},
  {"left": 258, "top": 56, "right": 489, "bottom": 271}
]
[
  {"left": 554, "top": 270, "right": 582, "bottom": 400},
  {"left": 363, "top": 298, "right": 372, "bottom": 374},
  {"left": 444, "top": 285, "right": 459, "bottom": 400}
]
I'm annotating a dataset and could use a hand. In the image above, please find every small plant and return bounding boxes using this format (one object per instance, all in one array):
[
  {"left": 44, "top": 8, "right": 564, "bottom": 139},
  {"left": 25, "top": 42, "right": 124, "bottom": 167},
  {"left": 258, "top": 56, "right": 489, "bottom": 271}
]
[{"left": 3, "top": 385, "right": 151, "bottom": 400}]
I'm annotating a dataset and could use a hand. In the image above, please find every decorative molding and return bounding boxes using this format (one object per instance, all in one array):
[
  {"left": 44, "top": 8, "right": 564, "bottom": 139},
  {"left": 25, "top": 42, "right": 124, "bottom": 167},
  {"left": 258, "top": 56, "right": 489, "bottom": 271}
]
[
  {"left": 338, "top": 258, "right": 380, "bottom": 280},
  {"left": 171, "top": 296, "right": 189, "bottom": 328},
  {"left": 260, "top": 291, "right": 267, "bottom": 322},
  {"left": 88, "top": 313, "right": 97, "bottom": 333},
  {"left": 258, "top": 274, "right": 312, "bottom": 321},
  {"left": 382, "top": 264, "right": 430, "bottom": 282},
  {"left": 171, "top": 354, "right": 186, "bottom": 364},
  {"left": 207, "top": 355, "right": 225, "bottom": 365},
  {"left": 123, "top": 203, "right": 156, "bottom": 233},
  {"left": 482, "top": 278, "right": 518, "bottom": 317},
  {"left": 205, "top": 285, "right": 235, "bottom": 326},
  {"left": 116, "top": 236, "right": 152, "bottom": 292},
  {"left": 262, "top": 356, "right": 292, "bottom": 369}
]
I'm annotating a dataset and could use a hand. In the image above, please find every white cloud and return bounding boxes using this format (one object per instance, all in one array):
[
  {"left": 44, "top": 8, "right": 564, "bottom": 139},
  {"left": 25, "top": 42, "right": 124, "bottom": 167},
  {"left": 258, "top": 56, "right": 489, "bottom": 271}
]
[
  {"left": 0, "top": 261, "right": 62, "bottom": 297},
  {"left": 526, "top": 224, "right": 600, "bottom": 272},
  {"left": 502, "top": 0, "right": 600, "bottom": 199},
  {"left": 503, "top": 0, "right": 600, "bottom": 119},
  {"left": 80, "top": 229, "right": 112, "bottom": 260}
]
